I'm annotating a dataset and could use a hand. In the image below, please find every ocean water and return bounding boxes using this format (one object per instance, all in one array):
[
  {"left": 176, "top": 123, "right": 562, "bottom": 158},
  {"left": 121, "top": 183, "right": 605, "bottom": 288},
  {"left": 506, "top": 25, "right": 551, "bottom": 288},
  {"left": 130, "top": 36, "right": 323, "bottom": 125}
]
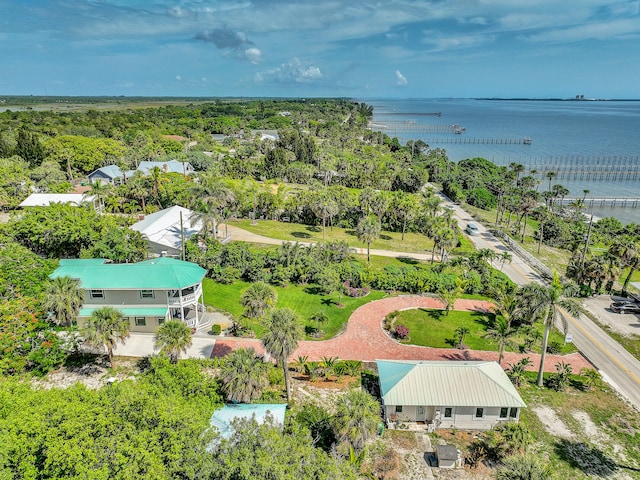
[{"left": 367, "top": 98, "right": 640, "bottom": 224}]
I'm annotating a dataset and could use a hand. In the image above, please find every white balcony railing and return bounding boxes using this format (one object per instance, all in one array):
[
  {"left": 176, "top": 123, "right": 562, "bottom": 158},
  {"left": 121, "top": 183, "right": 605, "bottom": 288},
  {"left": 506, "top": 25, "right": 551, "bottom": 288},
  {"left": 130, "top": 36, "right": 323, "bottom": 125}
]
[{"left": 166, "top": 286, "right": 202, "bottom": 307}]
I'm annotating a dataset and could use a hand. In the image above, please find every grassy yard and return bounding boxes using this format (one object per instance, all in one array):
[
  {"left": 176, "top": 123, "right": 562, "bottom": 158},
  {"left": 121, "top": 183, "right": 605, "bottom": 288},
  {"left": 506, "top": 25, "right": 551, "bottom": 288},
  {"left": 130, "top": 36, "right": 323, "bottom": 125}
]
[
  {"left": 515, "top": 373, "right": 640, "bottom": 478},
  {"left": 231, "top": 219, "right": 436, "bottom": 254},
  {"left": 203, "top": 278, "right": 387, "bottom": 339},
  {"left": 394, "top": 308, "right": 578, "bottom": 355}
]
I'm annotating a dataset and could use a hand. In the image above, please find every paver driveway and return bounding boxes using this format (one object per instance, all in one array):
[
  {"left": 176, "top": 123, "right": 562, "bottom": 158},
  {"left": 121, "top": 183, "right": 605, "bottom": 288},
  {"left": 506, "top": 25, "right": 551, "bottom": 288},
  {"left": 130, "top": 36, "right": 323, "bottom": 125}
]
[{"left": 211, "top": 295, "right": 592, "bottom": 372}]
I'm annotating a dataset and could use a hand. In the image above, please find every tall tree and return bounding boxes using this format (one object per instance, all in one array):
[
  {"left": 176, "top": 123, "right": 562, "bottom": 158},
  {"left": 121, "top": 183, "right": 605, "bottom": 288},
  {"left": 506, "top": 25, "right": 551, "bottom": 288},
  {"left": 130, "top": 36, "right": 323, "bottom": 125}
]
[
  {"left": 44, "top": 276, "right": 84, "bottom": 327},
  {"left": 261, "top": 308, "right": 303, "bottom": 402},
  {"left": 356, "top": 215, "right": 381, "bottom": 262},
  {"left": 154, "top": 319, "right": 193, "bottom": 363},
  {"left": 82, "top": 306, "right": 130, "bottom": 369},
  {"left": 609, "top": 235, "right": 640, "bottom": 294},
  {"left": 333, "top": 389, "right": 380, "bottom": 452},
  {"left": 219, "top": 347, "right": 269, "bottom": 403},
  {"left": 240, "top": 282, "right": 278, "bottom": 319},
  {"left": 519, "top": 274, "right": 582, "bottom": 386},
  {"left": 483, "top": 316, "right": 517, "bottom": 365}
]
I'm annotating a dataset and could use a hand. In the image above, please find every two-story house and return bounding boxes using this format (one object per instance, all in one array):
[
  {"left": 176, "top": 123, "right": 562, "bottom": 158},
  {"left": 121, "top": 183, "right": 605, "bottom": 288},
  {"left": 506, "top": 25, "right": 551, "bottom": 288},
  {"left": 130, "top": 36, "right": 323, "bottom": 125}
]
[{"left": 50, "top": 257, "right": 207, "bottom": 332}]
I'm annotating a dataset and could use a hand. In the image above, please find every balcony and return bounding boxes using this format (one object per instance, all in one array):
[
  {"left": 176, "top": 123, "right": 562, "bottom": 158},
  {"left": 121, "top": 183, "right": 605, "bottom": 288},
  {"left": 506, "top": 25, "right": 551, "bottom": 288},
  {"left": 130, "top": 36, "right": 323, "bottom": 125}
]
[{"left": 166, "top": 286, "right": 202, "bottom": 307}]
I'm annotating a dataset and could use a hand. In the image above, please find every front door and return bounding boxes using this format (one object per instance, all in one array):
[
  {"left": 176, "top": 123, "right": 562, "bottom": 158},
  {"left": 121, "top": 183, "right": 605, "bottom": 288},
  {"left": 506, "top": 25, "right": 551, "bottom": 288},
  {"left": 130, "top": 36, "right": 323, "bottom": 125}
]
[{"left": 417, "top": 406, "right": 426, "bottom": 421}]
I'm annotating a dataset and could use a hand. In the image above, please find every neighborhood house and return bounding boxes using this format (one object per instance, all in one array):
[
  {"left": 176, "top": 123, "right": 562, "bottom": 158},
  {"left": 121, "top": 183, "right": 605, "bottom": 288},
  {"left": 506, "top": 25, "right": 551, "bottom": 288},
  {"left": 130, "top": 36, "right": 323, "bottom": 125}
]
[
  {"left": 131, "top": 205, "right": 203, "bottom": 257},
  {"left": 50, "top": 257, "right": 207, "bottom": 332},
  {"left": 377, "top": 360, "right": 526, "bottom": 431}
]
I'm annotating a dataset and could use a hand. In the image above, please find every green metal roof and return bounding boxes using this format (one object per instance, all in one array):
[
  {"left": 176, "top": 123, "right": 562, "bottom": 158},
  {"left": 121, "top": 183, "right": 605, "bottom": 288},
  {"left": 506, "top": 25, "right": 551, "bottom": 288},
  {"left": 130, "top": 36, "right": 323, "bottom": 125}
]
[
  {"left": 376, "top": 360, "right": 526, "bottom": 408},
  {"left": 79, "top": 306, "right": 169, "bottom": 317},
  {"left": 51, "top": 257, "right": 206, "bottom": 290}
]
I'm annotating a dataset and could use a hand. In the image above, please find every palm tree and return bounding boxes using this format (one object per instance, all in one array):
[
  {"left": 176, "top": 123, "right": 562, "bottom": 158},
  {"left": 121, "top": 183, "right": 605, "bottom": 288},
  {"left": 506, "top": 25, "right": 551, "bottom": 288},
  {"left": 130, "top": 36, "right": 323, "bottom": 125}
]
[
  {"left": 86, "top": 180, "right": 111, "bottom": 211},
  {"left": 499, "top": 251, "right": 513, "bottom": 271},
  {"left": 438, "top": 279, "right": 464, "bottom": 316},
  {"left": 333, "top": 389, "right": 380, "bottom": 452},
  {"left": 356, "top": 215, "right": 381, "bottom": 262},
  {"left": 545, "top": 171, "right": 556, "bottom": 191},
  {"left": 519, "top": 274, "right": 582, "bottom": 386},
  {"left": 609, "top": 235, "right": 640, "bottom": 294},
  {"left": 44, "top": 276, "right": 84, "bottom": 327},
  {"left": 454, "top": 326, "right": 470, "bottom": 348},
  {"left": 154, "top": 319, "right": 193, "bottom": 363},
  {"left": 219, "top": 347, "right": 269, "bottom": 403},
  {"left": 82, "top": 306, "right": 130, "bottom": 369},
  {"left": 240, "top": 282, "right": 278, "bottom": 319},
  {"left": 496, "top": 455, "right": 551, "bottom": 480},
  {"left": 261, "top": 308, "right": 303, "bottom": 401},
  {"left": 483, "top": 316, "right": 518, "bottom": 365},
  {"left": 506, "top": 357, "right": 532, "bottom": 387}
]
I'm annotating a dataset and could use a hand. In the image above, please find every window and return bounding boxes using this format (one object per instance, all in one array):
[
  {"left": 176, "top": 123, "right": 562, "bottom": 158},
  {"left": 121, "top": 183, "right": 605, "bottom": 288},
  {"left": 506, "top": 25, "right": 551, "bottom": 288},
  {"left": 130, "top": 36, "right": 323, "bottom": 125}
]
[
  {"left": 509, "top": 408, "right": 518, "bottom": 419},
  {"left": 474, "top": 407, "right": 485, "bottom": 419},
  {"left": 134, "top": 317, "right": 146, "bottom": 326},
  {"left": 444, "top": 408, "right": 453, "bottom": 418},
  {"left": 140, "top": 290, "right": 155, "bottom": 299},
  {"left": 157, "top": 317, "right": 165, "bottom": 326},
  {"left": 395, "top": 405, "right": 403, "bottom": 413},
  {"left": 90, "top": 289, "right": 104, "bottom": 299},
  {"left": 499, "top": 407, "right": 509, "bottom": 419}
]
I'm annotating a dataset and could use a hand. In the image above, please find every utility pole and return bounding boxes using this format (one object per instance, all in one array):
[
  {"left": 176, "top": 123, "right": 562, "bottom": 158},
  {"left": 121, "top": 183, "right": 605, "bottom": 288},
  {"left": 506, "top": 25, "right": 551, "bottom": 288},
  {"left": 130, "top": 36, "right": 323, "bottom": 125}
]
[
  {"left": 580, "top": 214, "right": 594, "bottom": 268},
  {"left": 180, "top": 210, "right": 186, "bottom": 261}
]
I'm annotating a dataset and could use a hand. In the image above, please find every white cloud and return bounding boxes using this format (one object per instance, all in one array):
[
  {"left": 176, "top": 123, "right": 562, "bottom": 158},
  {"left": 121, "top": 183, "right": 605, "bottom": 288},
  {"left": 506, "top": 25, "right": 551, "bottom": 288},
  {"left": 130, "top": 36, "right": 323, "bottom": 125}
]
[
  {"left": 395, "top": 70, "right": 408, "bottom": 86},
  {"left": 175, "top": 75, "right": 182, "bottom": 81},
  {"left": 255, "top": 58, "right": 323, "bottom": 85},
  {"left": 245, "top": 47, "right": 262, "bottom": 64}
]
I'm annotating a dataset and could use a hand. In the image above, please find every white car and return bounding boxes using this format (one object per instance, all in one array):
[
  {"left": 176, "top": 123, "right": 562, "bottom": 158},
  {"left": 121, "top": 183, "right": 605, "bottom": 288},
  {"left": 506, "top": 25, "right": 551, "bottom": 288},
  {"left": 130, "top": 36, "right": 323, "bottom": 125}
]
[{"left": 465, "top": 223, "right": 480, "bottom": 236}]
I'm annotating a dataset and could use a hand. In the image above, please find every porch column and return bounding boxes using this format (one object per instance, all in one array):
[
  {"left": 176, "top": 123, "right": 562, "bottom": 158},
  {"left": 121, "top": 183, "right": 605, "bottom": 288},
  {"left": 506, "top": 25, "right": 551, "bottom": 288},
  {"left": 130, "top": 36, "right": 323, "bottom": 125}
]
[{"left": 179, "top": 289, "right": 185, "bottom": 323}]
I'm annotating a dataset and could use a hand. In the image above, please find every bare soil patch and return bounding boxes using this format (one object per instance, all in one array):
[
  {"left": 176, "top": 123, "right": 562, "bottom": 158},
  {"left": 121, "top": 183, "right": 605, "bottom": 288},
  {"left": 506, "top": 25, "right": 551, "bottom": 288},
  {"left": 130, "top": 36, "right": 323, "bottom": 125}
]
[{"left": 533, "top": 405, "right": 574, "bottom": 438}]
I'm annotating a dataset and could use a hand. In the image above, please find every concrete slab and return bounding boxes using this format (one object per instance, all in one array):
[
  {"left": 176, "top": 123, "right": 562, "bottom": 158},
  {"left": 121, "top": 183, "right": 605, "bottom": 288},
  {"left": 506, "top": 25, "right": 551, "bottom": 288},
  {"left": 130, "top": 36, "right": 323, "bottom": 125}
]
[{"left": 112, "top": 332, "right": 216, "bottom": 359}]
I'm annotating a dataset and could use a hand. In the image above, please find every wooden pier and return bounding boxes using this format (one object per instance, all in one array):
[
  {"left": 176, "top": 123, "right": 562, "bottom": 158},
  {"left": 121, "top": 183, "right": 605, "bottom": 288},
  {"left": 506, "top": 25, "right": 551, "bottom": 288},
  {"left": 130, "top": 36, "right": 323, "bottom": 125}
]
[
  {"left": 371, "top": 121, "right": 465, "bottom": 134},
  {"left": 494, "top": 156, "right": 640, "bottom": 182},
  {"left": 557, "top": 197, "right": 640, "bottom": 208},
  {"left": 421, "top": 137, "right": 532, "bottom": 145}
]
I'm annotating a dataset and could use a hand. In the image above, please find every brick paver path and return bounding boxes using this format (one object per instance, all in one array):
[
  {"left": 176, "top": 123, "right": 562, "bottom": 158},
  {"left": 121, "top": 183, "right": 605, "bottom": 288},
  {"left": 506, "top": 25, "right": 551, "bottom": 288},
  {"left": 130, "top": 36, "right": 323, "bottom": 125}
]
[{"left": 211, "top": 295, "right": 593, "bottom": 373}]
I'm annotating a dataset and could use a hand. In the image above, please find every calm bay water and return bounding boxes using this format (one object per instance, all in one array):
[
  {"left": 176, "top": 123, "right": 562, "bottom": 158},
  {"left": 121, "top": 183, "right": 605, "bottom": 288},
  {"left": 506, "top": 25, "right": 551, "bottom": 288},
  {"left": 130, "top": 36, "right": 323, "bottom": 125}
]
[{"left": 367, "top": 98, "right": 640, "bottom": 224}]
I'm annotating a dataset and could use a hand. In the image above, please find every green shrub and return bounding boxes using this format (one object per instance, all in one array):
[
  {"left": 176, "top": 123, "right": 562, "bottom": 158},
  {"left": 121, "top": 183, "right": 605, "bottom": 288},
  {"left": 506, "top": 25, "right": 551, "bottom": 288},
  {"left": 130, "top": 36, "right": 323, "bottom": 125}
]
[{"left": 211, "top": 324, "right": 222, "bottom": 335}]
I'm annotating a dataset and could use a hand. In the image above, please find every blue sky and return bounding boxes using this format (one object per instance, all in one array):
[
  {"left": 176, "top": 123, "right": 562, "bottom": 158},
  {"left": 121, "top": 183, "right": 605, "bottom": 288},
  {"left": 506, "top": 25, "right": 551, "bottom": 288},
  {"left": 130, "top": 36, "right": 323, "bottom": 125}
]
[{"left": 1, "top": 0, "right": 639, "bottom": 98}]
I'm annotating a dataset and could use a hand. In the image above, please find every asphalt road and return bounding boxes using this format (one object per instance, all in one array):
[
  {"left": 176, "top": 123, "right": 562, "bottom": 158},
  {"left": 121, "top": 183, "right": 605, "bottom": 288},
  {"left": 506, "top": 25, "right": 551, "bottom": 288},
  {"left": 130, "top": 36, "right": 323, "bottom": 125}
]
[{"left": 437, "top": 191, "right": 640, "bottom": 410}]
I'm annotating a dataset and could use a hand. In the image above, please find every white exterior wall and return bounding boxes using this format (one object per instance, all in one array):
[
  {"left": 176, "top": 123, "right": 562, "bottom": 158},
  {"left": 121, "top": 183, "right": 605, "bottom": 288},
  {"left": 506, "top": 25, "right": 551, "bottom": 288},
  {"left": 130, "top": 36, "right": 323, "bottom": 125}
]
[{"left": 384, "top": 404, "right": 520, "bottom": 431}]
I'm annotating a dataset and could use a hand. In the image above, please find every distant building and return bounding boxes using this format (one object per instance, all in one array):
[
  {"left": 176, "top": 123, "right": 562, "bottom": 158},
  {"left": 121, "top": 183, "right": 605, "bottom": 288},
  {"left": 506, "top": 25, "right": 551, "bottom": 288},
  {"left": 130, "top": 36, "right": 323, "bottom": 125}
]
[
  {"left": 250, "top": 129, "right": 279, "bottom": 142},
  {"left": 137, "top": 160, "right": 194, "bottom": 176},
  {"left": 87, "top": 165, "right": 133, "bottom": 185},
  {"left": 19, "top": 193, "right": 95, "bottom": 208},
  {"left": 131, "top": 205, "right": 203, "bottom": 257}
]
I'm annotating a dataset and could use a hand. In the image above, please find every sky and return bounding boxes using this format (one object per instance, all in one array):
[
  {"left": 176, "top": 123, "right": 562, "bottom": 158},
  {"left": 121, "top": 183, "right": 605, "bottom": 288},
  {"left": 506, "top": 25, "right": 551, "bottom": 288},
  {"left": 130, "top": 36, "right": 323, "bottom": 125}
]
[{"left": 1, "top": 0, "right": 640, "bottom": 99}]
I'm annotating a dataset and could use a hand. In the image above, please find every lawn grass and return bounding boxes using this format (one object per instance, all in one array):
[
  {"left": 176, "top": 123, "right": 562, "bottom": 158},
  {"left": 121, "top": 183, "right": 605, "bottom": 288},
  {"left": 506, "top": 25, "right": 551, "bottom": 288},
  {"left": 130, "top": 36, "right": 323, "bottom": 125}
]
[
  {"left": 202, "top": 278, "right": 387, "bottom": 339},
  {"left": 231, "top": 219, "right": 436, "bottom": 254},
  {"left": 394, "top": 308, "right": 578, "bottom": 355}
]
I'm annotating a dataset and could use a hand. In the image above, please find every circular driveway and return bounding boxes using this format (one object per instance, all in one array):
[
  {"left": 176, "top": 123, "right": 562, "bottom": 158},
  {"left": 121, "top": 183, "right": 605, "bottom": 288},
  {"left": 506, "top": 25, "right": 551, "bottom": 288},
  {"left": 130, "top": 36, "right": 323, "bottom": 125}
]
[{"left": 211, "top": 295, "right": 592, "bottom": 373}]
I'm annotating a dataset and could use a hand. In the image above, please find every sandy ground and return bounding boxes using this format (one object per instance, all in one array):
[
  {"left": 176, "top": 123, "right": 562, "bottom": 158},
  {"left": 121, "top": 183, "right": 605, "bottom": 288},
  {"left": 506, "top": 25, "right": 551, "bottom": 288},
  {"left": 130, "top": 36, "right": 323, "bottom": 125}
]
[{"left": 582, "top": 295, "right": 640, "bottom": 337}]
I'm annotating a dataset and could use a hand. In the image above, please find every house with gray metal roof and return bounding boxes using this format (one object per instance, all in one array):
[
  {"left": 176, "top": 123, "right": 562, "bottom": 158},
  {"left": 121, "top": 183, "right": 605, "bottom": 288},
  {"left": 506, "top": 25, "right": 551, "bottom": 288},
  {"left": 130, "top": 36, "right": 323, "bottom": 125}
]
[
  {"left": 137, "top": 160, "right": 194, "bottom": 176},
  {"left": 377, "top": 360, "right": 526, "bottom": 431},
  {"left": 50, "top": 257, "right": 207, "bottom": 333},
  {"left": 87, "top": 165, "right": 134, "bottom": 185}
]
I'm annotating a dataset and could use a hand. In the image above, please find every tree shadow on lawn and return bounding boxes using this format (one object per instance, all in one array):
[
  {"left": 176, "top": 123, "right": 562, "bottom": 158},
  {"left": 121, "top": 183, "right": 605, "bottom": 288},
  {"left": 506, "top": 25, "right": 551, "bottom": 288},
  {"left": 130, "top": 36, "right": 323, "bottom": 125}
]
[
  {"left": 306, "top": 226, "right": 321, "bottom": 233},
  {"left": 304, "top": 286, "right": 324, "bottom": 295},
  {"left": 345, "top": 229, "right": 358, "bottom": 237},
  {"left": 380, "top": 234, "right": 392, "bottom": 240},
  {"left": 396, "top": 256, "right": 419, "bottom": 265},
  {"left": 291, "top": 231, "right": 312, "bottom": 238},
  {"left": 554, "top": 439, "right": 640, "bottom": 477}
]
